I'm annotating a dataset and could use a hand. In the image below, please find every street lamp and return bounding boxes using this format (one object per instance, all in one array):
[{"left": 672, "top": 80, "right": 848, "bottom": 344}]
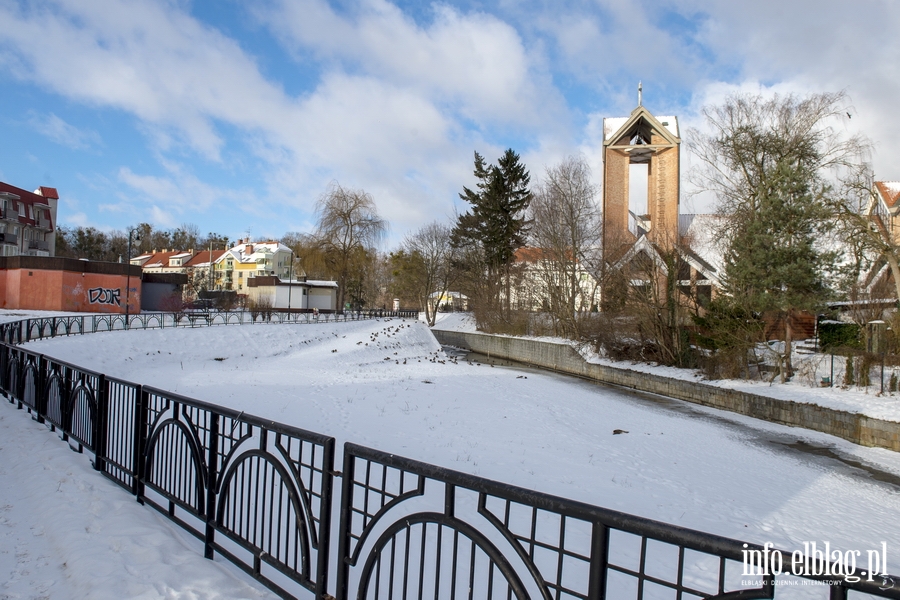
[{"left": 125, "top": 228, "right": 141, "bottom": 327}]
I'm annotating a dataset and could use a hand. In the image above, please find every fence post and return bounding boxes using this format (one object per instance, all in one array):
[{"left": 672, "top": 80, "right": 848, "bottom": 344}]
[
  {"left": 335, "top": 446, "right": 356, "bottom": 600},
  {"left": 0, "top": 344, "right": 8, "bottom": 399},
  {"left": 587, "top": 522, "right": 609, "bottom": 600},
  {"left": 315, "top": 439, "right": 336, "bottom": 600},
  {"left": 133, "top": 385, "right": 147, "bottom": 502},
  {"left": 93, "top": 374, "right": 109, "bottom": 473},
  {"left": 35, "top": 355, "right": 46, "bottom": 424},
  {"left": 204, "top": 413, "right": 219, "bottom": 560}
]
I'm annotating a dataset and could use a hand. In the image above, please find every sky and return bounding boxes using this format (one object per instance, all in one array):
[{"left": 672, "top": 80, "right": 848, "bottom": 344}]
[{"left": 1, "top": 0, "right": 899, "bottom": 247}]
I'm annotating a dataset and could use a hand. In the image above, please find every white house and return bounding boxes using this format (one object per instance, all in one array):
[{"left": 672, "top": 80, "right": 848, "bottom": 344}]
[{"left": 246, "top": 276, "right": 338, "bottom": 310}]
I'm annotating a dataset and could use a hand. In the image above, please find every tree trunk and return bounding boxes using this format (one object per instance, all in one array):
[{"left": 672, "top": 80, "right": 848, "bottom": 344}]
[
  {"left": 784, "top": 310, "right": 794, "bottom": 381},
  {"left": 888, "top": 254, "right": 900, "bottom": 303}
]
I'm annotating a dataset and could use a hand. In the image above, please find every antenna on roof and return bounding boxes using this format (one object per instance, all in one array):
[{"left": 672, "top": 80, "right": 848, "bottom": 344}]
[{"left": 638, "top": 81, "right": 643, "bottom": 107}]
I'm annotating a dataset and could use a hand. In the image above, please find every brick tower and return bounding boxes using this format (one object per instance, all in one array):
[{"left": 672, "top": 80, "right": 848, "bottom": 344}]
[{"left": 602, "top": 100, "right": 680, "bottom": 260}]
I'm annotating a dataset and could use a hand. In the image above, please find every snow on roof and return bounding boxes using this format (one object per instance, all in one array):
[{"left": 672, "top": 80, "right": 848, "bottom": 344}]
[
  {"left": 305, "top": 280, "right": 338, "bottom": 288},
  {"left": 428, "top": 291, "right": 468, "bottom": 299},
  {"left": 603, "top": 111, "right": 679, "bottom": 142},
  {"left": 136, "top": 250, "right": 194, "bottom": 269},
  {"left": 228, "top": 241, "right": 291, "bottom": 263},
  {"left": 603, "top": 117, "right": 628, "bottom": 140},
  {"left": 874, "top": 181, "right": 900, "bottom": 208}
]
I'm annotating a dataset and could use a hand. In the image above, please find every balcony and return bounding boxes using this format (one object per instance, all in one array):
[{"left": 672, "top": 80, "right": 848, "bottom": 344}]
[
  {"left": 28, "top": 240, "right": 49, "bottom": 252},
  {"left": 0, "top": 232, "right": 18, "bottom": 245}
]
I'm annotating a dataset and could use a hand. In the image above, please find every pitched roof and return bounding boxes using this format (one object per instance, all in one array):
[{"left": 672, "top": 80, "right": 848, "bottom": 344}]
[
  {"left": 226, "top": 241, "right": 291, "bottom": 264},
  {"left": 603, "top": 106, "right": 679, "bottom": 144},
  {"left": 0, "top": 180, "right": 56, "bottom": 230},
  {"left": 874, "top": 181, "right": 900, "bottom": 210},
  {"left": 184, "top": 249, "right": 226, "bottom": 267},
  {"left": 36, "top": 186, "right": 59, "bottom": 199},
  {"left": 514, "top": 246, "right": 576, "bottom": 263},
  {"left": 135, "top": 250, "right": 193, "bottom": 269}
]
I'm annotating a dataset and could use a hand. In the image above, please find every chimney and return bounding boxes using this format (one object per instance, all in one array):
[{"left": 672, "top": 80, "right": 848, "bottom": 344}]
[{"left": 246, "top": 244, "right": 253, "bottom": 254}]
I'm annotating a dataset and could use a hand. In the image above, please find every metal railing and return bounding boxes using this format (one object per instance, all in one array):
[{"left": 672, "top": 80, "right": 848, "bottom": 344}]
[
  {"left": 0, "top": 309, "right": 420, "bottom": 345},
  {"left": 1, "top": 314, "right": 898, "bottom": 599}
]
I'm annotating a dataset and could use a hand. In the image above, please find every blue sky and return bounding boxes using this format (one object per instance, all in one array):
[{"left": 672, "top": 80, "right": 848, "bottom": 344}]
[{"left": 1, "top": 0, "right": 898, "bottom": 247}]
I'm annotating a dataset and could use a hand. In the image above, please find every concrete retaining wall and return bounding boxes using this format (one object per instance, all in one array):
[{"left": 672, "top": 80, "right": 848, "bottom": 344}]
[{"left": 432, "top": 329, "right": 900, "bottom": 452}]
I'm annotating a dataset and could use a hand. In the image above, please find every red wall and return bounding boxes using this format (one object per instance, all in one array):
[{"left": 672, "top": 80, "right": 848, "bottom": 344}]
[{"left": 0, "top": 267, "right": 141, "bottom": 313}]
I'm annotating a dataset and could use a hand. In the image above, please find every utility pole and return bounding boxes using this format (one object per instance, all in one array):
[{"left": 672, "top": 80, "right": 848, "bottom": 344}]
[
  {"left": 287, "top": 251, "right": 294, "bottom": 314},
  {"left": 125, "top": 228, "right": 141, "bottom": 328}
]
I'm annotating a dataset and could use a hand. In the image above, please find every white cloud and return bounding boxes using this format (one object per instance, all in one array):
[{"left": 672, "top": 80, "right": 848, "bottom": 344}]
[
  {"left": 26, "top": 112, "right": 101, "bottom": 149},
  {"left": 115, "top": 164, "right": 254, "bottom": 230},
  {"left": 0, "top": 0, "right": 295, "bottom": 160},
  {"left": 256, "top": 0, "right": 558, "bottom": 126}
]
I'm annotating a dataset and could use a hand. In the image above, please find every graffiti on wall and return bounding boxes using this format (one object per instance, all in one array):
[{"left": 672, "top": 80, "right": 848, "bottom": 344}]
[{"left": 88, "top": 287, "right": 121, "bottom": 306}]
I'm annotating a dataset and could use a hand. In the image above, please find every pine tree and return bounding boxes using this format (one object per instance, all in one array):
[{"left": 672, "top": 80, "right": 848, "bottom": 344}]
[{"left": 452, "top": 149, "right": 531, "bottom": 322}]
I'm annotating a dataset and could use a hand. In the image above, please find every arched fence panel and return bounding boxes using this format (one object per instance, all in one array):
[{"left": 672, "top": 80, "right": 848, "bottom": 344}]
[
  {"left": 132, "top": 386, "right": 336, "bottom": 599},
  {"left": 66, "top": 375, "right": 101, "bottom": 452}
]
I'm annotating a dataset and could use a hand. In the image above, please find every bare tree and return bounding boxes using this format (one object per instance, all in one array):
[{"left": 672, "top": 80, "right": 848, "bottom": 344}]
[
  {"left": 314, "top": 182, "right": 387, "bottom": 310},
  {"left": 171, "top": 223, "right": 201, "bottom": 250},
  {"left": 396, "top": 222, "right": 458, "bottom": 326},
  {"left": 528, "top": 156, "right": 602, "bottom": 338},
  {"left": 830, "top": 165, "right": 900, "bottom": 301}
]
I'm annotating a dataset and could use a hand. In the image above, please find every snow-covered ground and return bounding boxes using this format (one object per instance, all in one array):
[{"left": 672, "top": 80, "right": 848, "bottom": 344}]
[
  {"left": 0, "top": 408, "right": 275, "bottom": 600},
  {"left": 2, "top": 311, "right": 900, "bottom": 597}
]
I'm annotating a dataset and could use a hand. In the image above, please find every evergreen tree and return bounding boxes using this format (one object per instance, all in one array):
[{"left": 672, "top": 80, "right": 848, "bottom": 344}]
[
  {"left": 722, "top": 160, "right": 834, "bottom": 379},
  {"left": 451, "top": 149, "right": 531, "bottom": 322},
  {"left": 691, "top": 93, "right": 852, "bottom": 380}
]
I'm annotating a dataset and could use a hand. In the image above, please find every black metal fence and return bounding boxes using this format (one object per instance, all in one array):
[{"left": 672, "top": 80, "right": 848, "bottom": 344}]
[
  {"left": 0, "top": 309, "right": 419, "bottom": 345},
  {"left": 1, "top": 314, "right": 898, "bottom": 599}
]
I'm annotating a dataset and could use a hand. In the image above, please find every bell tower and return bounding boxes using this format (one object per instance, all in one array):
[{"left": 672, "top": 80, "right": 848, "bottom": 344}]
[{"left": 602, "top": 93, "right": 680, "bottom": 259}]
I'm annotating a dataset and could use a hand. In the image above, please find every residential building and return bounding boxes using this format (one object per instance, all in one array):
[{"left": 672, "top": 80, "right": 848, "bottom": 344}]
[
  {"left": 0, "top": 181, "right": 59, "bottom": 257},
  {"left": 131, "top": 248, "right": 233, "bottom": 300},
  {"left": 870, "top": 181, "right": 900, "bottom": 245},
  {"left": 184, "top": 249, "right": 226, "bottom": 299},
  {"left": 509, "top": 247, "right": 599, "bottom": 312},
  {"left": 214, "top": 240, "right": 294, "bottom": 293},
  {"left": 130, "top": 250, "right": 194, "bottom": 273},
  {"left": 246, "top": 276, "right": 338, "bottom": 310},
  {"left": 864, "top": 181, "right": 900, "bottom": 296}
]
